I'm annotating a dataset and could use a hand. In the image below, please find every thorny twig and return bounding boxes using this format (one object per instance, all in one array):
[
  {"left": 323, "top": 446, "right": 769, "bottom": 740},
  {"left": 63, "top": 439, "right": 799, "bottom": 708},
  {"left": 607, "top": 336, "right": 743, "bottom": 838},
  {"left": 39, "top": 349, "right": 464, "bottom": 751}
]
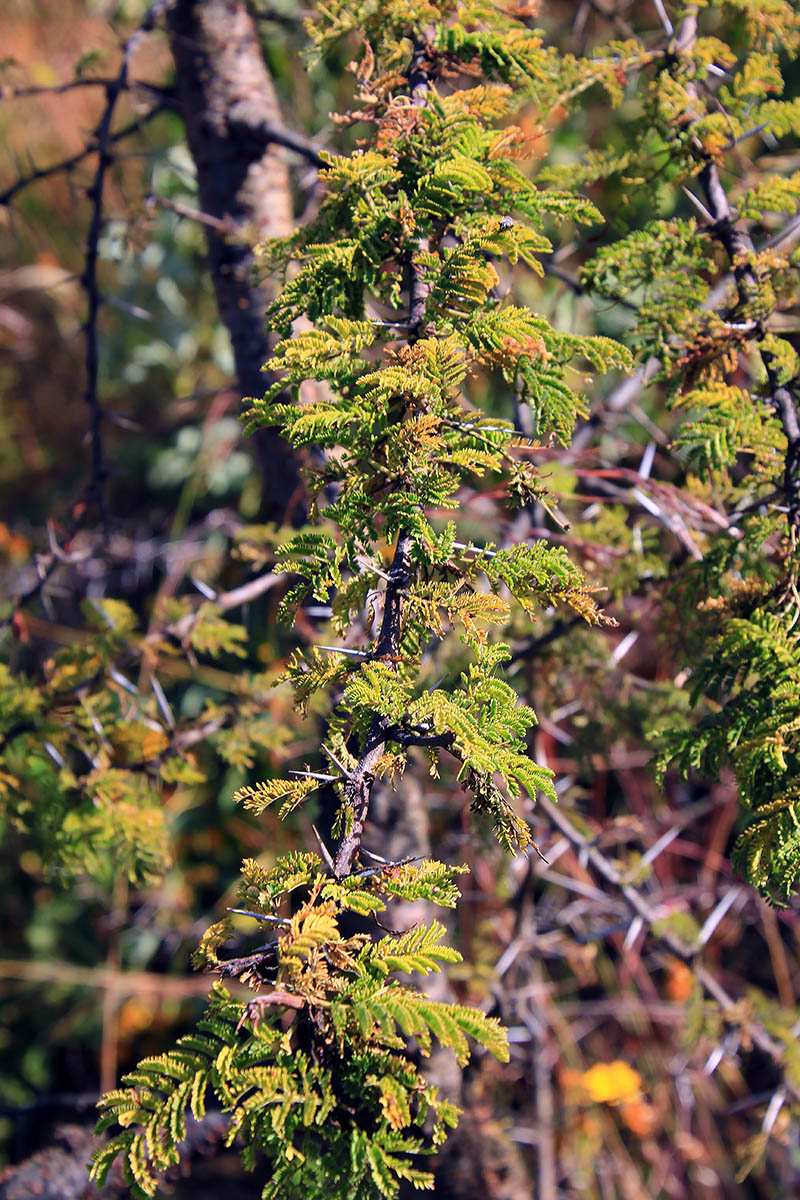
[
  {"left": 676, "top": 12, "right": 800, "bottom": 528},
  {"left": 535, "top": 792, "right": 795, "bottom": 1086}
]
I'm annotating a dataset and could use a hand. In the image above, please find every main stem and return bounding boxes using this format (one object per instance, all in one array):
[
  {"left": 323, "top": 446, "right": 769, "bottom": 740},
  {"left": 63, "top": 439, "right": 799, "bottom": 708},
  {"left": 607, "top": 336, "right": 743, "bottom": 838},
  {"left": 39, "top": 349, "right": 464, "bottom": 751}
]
[
  {"left": 332, "top": 43, "right": 432, "bottom": 879},
  {"left": 332, "top": 532, "right": 413, "bottom": 878}
]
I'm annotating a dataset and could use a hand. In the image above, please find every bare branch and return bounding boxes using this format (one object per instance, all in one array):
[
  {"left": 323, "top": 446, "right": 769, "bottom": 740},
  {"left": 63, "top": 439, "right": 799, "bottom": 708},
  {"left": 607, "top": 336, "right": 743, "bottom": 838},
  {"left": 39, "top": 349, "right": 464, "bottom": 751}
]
[
  {"left": 536, "top": 792, "right": 792, "bottom": 1075},
  {"left": 0, "top": 103, "right": 168, "bottom": 208}
]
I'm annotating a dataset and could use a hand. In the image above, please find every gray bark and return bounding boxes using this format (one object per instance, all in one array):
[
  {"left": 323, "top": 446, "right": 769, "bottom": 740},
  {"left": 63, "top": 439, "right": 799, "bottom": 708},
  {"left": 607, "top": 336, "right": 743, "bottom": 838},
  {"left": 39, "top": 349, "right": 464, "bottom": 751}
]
[{"left": 166, "top": 0, "right": 303, "bottom": 521}]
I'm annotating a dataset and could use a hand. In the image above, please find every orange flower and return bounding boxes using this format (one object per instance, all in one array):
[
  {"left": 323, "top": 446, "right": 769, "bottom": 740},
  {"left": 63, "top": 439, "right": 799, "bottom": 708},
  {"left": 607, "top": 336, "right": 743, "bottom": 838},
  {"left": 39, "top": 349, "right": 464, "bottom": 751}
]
[
  {"left": 665, "top": 957, "right": 694, "bottom": 1003},
  {"left": 620, "top": 1100, "right": 660, "bottom": 1137}
]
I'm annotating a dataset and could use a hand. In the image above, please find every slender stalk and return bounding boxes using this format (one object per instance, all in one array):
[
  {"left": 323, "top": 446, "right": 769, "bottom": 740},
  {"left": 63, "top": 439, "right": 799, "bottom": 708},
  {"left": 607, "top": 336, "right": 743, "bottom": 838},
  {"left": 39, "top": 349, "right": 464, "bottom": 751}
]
[
  {"left": 676, "top": 12, "right": 800, "bottom": 527},
  {"left": 332, "top": 42, "right": 433, "bottom": 880}
]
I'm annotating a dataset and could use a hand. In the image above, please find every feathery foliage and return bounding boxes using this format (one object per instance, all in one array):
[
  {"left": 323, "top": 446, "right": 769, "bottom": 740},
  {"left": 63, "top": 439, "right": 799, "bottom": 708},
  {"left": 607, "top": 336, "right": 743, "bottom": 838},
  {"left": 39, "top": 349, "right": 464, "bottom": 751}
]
[
  {"left": 90, "top": 0, "right": 635, "bottom": 1191},
  {"left": 572, "top": 1, "right": 800, "bottom": 903},
  {"left": 80, "top": 0, "right": 800, "bottom": 1195}
]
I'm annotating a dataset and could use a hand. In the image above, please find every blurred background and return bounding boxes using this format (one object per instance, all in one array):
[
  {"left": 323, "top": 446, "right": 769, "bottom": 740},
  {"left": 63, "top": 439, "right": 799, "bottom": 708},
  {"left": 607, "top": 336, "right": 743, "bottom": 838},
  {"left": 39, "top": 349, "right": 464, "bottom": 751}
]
[{"left": 2, "top": 2, "right": 800, "bottom": 1197}]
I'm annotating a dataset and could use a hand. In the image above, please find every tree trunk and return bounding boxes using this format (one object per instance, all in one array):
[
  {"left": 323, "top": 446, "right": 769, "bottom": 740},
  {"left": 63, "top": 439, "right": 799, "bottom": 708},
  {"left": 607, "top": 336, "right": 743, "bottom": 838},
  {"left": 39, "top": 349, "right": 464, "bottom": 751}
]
[{"left": 166, "top": 0, "right": 303, "bottom": 521}]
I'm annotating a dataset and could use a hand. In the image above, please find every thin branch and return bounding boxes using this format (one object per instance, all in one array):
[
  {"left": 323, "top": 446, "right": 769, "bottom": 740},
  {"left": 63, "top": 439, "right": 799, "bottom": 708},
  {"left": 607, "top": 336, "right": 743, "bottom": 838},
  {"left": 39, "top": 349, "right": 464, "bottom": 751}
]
[
  {"left": 1, "top": 76, "right": 115, "bottom": 97},
  {"left": 160, "top": 570, "right": 284, "bottom": 642},
  {"left": 228, "top": 116, "right": 325, "bottom": 167},
  {"left": 0, "top": 957, "right": 214, "bottom": 998},
  {"left": 0, "top": 103, "right": 168, "bottom": 207},
  {"left": 1, "top": 76, "right": 173, "bottom": 101},
  {"left": 509, "top": 617, "right": 583, "bottom": 665},
  {"left": 80, "top": 1, "right": 175, "bottom": 526},
  {"left": 570, "top": 358, "right": 662, "bottom": 454},
  {"left": 146, "top": 191, "right": 237, "bottom": 233},
  {"left": 543, "top": 255, "right": 639, "bottom": 310}
]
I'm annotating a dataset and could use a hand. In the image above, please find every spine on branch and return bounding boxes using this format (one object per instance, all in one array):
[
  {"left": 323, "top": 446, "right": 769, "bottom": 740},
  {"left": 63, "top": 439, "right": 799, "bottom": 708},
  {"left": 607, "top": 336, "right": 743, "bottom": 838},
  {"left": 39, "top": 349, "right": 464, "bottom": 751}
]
[{"left": 677, "top": 11, "right": 800, "bottom": 528}]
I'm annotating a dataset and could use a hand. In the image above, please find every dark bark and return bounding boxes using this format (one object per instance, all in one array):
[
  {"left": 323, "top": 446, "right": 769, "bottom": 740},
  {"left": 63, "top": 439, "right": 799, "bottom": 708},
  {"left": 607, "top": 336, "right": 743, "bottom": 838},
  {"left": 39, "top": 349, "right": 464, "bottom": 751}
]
[{"left": 166, "top": 0, "right": 304, "bottom": 522}]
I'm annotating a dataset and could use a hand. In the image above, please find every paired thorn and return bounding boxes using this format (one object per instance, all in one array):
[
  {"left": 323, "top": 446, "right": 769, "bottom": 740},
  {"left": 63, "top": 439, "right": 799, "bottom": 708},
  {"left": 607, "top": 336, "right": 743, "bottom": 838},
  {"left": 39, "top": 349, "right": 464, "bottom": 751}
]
[
  {"left": 317, "top": 643, "right": 370, "bottom": 659},
  {"left": 322, "top": 743, "right": 354, "bottom": 780},
  {"left": 311, "top": 824, "right": 337, "bottom": 874},
  {"left": 681, "top": 186, "right": 714, "bottom": 224},
  {"left": 227, "top": 909, "right": 291, "bottom": 925}
]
